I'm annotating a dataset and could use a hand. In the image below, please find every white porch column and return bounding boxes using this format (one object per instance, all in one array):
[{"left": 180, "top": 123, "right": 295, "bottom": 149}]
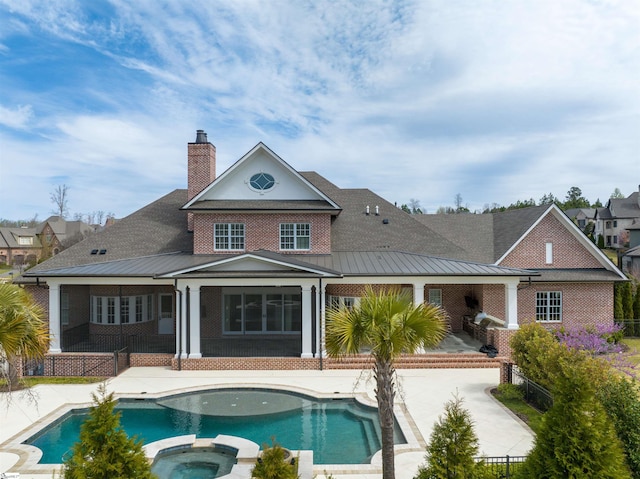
[
  {"left": 175, "top": 286, "right": 188, "bottom": 359},
  {"left": 48, "top": 283, "right": 62, "bottom": 353},
  {"left": 314, "top": 282, "right": 324, "bottom": 359},
  {"left": 505, "top": 282, "right": 519, "bottom": 330},
  {"left": 189, "top": 285, "right": 202, "bottom": 358},
  {"left": 413, "top": 282, "right": 426, "bottom": 305},
  {"left": 301, "top": 284, "right": 313, "bottom": 358}
]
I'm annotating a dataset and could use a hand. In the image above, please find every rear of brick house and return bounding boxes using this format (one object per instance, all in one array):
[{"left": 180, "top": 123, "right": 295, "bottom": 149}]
[{"left": 21, "top": 131, "right": 627, "bottom": 376}]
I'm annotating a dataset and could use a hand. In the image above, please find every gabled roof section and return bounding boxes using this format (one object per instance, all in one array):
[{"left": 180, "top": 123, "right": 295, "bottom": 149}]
[
  {"left": 158, "top": 250, "right": 341, "bottom": 278},
  {"left": 0, "top": 227, "right": 41, "bottom": 248},
  {"left": 606, "top": 191, "right": 640, "bottom": 218},
  {"left": 495, "top": 204, "right": 626, "bottom": 278},
  {"left": 182, "top": 142, "right": 341, "bottom": 212},
  {"left": 493, "top": 205, "right": 551, "bottom": 261}
]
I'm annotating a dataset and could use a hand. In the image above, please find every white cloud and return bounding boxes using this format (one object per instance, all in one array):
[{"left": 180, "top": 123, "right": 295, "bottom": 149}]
[
  {"left": 0, "top": 0, "right": 638, "bottom": 220},
  {"left": 0, "top": 103, "right": 33, "bottom": 128}
]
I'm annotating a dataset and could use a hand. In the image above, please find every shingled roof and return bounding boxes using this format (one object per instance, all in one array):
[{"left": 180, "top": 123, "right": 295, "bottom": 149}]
[
  {"left": 413, "top": 205, "right": 552, "bottom": 263},
  {"left": 27, "top": 189, "right": 192, "bottom": 273}
]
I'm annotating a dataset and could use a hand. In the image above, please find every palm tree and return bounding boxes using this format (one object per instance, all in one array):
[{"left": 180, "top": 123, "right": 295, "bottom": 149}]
[
  {"left": 325, "top": 286, "right": 448, "bottom": 479},
  {"left": 0, "top": 282, "right": 50, "bottom": 390}
]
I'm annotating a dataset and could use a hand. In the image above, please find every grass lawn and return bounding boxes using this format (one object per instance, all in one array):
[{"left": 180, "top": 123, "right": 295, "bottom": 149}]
[
  {"left": 491, "top": 386, "right": 544, "bottom": 435},
  {"left": 621, "top": 338, "right": 640, "bottom": 373},
  {"left": 1, "top": 376, "right": 106, "bottom": 391}
]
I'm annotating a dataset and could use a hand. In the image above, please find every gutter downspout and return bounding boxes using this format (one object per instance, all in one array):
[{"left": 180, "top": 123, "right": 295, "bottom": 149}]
[
  {"left": 174, "top": 279, "right": 182, "bottom": 371},
  {"left": 318, "top": 278, "right": 323, "bottom": 371}
]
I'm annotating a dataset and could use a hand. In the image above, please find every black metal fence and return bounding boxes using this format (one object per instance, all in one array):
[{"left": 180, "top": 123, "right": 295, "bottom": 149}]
[
  {"left": 506, "top": 363, "right": 553, "bottom": 412},
  {"left": 615, "top": 319, "right": 640, "bottom": 337},
  {"left": 61, "top": 330, "right": 300, "bottom": 357},
  {"left": 23, "top": 347, "right": 128, "bottom": 378},
  {"left": 477, "top": 455, "right": 527, "bottom": 478},
  {"left": 62, "top": 331, "right": 176, "bottom": 354}
]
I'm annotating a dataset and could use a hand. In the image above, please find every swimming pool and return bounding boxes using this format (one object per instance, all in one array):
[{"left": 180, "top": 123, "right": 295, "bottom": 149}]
[{"left": 25, "top": 388, "right": 407, "bottom": 465}]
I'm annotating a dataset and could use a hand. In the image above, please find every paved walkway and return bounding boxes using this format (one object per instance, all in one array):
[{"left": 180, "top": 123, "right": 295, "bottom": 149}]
[{"left": 0, "top": 367, "right": 534, "bottom": 479}]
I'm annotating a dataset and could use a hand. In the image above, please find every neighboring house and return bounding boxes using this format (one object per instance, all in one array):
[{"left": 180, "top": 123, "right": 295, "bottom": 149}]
[
  {"left": 622, "top": 221, "right": 640, "bottom": 279},
  {"left": 563, "top": 208, "right": 596, "bottom": 232},
  {"left": 23, "top": 131, "right": 626, "bottom": 372},
  {"left": 0, "top": 226, "right": 42, "bottom": 267},
  {"left": 0, "top": 217, "right": 94, "bottom": 267},
  {"left": 36, "top": 215, "right": 96, "bottom": 258},
  {"left": 595, "top": 187, "right": 640, "bottom": 248}
]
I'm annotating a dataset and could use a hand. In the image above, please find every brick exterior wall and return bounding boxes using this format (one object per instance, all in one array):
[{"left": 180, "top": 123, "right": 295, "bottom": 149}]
[
  {"left": 480, "top": 284, "right": 505, "bottom": 320},
  {"left": 501, "top": 213, "right": 602, "bottom": 269},
  {"left": 201, "top": 286, "right": 222, "bottom": 337},
  {"left": 193, "top": 213, "right": 332, "bottom": 254},
  {"left": 517, "top": 282, "right": 613, "bottom": 329},
  {"left": 423, "top": 284, "right": 477, "bottom": 332},
  {"left": 131, "top": 353, "right": 174, "bottom": 367},
  {"left": 41, "top": 353, "right": 118, "bottom": 377}
]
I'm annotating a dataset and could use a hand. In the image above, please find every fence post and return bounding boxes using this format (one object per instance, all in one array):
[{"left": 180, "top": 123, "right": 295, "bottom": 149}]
[{"left": 506, "top": 455, "right": 510, "bottom": 478}]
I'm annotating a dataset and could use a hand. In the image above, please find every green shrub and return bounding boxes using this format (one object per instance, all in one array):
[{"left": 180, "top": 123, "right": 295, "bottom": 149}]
[
  {"left": 62, "top": 384, "right": 156, "bottom": 479},
  {"left": 517, "top": 350, "right": 630, "bottom": 479},
  {"left": 251, "top": 439, "right": 298, "bottom": 479},
  {"left": 415, "top": 393, "right": 485, "bottom": 479},
  {"left": 495, "top": 383, "right": 524, "bottom": 401},
  {"left": 597, "top": 376, "right": 640, "bottom": 478}
]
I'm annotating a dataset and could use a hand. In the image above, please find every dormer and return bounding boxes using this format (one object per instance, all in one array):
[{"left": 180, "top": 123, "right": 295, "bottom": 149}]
[{"left": 182, "top": 134, "right": 341, "bottom": 255}]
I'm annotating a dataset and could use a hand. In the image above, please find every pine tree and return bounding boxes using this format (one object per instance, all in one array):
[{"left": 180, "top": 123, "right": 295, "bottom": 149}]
[
  {"left": 622, "top": 281, "right": 634, "bottom": 320},
  {"left": 519, "top": 351, "right": 631, "bottom": 479},
  {"left": 62, "top": 384, "right": 156, "bottom": 479},
  {"left": 634, "top": 284, "right": 640, "bottom": 320},
  {"left": 615, "top": 283, "right": 625, "bottom": 320},
  {"left": 415, "top": 393, "right": 483, "bottom": 479}
]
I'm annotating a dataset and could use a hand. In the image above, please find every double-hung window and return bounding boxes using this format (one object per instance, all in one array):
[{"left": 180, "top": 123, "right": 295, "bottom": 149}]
[
  {"left": 536, "top": 291, "right": 562, "bottom": 322},
  {"left": 214, "top": 223, "right": 245, "bottom": 251},
  {"left": 280, "top": 223, "right": 310, "bottom": 250},
  {"left": 428, "top": 289, "right": 443, "bottom": 306}
]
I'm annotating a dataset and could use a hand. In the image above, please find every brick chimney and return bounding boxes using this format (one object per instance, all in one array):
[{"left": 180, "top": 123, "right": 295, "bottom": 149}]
[
  {"left": 187, "top": 130, "right": 216, "bottom": 231},
  {"left": 188, "top": 130, "right": 216, "bottom": 201}
]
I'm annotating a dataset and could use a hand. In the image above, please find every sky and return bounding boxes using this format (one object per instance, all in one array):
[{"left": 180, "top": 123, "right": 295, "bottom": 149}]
[{"left": 0, "top": 0, "right": 639, "bottom": 222}]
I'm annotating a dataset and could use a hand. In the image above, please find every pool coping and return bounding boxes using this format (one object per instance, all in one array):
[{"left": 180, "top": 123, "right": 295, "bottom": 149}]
[{"left": 1, "top": 382, "right": 425, "bottom": 477}]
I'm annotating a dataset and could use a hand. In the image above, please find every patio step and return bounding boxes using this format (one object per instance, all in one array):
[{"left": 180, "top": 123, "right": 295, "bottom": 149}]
[{"left": 325, "top": 353, "right": 504, "bottom": 370}]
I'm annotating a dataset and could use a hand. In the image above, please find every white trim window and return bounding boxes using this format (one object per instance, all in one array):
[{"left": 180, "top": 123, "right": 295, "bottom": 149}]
[
  {"left": 545, "top": 242, "right": 553, "bottom": 265},
  {"left": 91, "top": 294, "right": 154, "bottom": 324},
  {"left": 428, "top": 289, "right": 442, "bottom": 306},
  {"left": 536, "top": 291, "right": 562, "bottom": 322},
  {"left": 214, "top": 223, "right": 245, "bottom": 251},
  {"left": 280, "top": 223, "right": 310, "bottom": 250},
  {"left": 327, "top": 295, "right": 359, "bottom": 310}
]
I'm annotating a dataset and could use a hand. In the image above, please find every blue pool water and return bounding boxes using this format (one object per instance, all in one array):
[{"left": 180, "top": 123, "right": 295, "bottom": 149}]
[{"left": 25, "top": 389, "right": 406, "bottom": 465}]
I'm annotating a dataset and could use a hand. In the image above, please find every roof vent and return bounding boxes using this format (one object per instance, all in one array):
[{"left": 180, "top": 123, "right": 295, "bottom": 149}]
[
  {"left": 99, "top": 249, "right": 107, "bottom": 255},
  {"left": 382, "top": 219, "right": 389, "bottom": 224},
  {"left": 90, "top": 249, "right": 98, "bottom": 255},
  {"left": 195, "top": 129, "right": 208, "bottom": 143}
]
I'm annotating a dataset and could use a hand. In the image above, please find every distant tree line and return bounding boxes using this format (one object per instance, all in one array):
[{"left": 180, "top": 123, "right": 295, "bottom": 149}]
[{"left": 400, "top": 186, "right": 624, "bottom": 216}]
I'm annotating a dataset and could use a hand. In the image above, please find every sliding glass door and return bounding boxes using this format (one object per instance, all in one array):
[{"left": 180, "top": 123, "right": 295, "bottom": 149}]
[{"left": 222, "top": 287, "right": 301, "bottom": 334}]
